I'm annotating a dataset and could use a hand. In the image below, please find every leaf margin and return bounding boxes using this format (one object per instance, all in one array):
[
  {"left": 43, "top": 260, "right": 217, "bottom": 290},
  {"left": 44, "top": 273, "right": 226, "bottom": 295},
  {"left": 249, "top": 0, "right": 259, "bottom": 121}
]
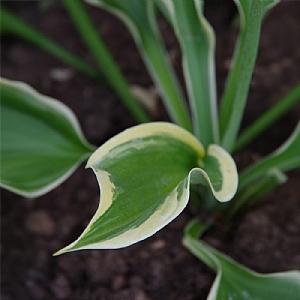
[
  {"left": 0, "top": 77, "right": 95, "bottom": 197},
  {"left": 54, "top": 122, "right": 238, "bottom": 255}
]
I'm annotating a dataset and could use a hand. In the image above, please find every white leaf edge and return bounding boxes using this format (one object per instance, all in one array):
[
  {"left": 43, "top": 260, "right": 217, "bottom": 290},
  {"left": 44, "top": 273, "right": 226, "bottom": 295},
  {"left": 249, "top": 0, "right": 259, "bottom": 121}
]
[{"left": 0, "top": 77, "right": 94, "bottom": 198}]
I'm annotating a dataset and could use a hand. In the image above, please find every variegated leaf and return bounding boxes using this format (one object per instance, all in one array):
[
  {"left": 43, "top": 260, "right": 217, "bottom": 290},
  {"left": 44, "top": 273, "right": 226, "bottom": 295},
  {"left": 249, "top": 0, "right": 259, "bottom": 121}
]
[
  {"left": 84, "top": 0, "right": 192, "bottom": 132},
  {"left": 0, "top": 78, "right": 95, "bottom": 197},
  {"left": 184, "top": 220, "right": 300, "bottom": 300},
  {"left": 55, "top": 122, "right": 237, "bottom": 255}
]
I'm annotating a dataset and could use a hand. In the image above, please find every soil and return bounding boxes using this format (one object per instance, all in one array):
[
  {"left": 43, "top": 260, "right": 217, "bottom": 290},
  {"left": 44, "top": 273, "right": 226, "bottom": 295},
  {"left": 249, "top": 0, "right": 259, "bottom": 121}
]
[{"left": 1, "top": 1, "right": 300, "bottom": 300}]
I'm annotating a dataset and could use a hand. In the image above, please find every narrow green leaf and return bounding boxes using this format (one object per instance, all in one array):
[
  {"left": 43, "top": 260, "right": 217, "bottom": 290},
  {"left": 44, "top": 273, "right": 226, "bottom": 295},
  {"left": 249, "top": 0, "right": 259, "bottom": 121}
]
[
  {"left": 153, "top": 0, "right": 173, "bottom": 25},
  {"left": 54, "top": 122, "right": 237, "bottom": 255},
  {"left": 0, "top": 7, "right": 100, "bottom": 80},
  {"left": 62, "top": 0, "right": 149, "bottom": 124},
  {"left": 235, "top": 83, "right": 300, "bottom": 152},
  {"left": 184, "top": 220, "right": 300, "bottom": 300},
  {"left": 227, "top": 168, "right": 287, "bottom": 218},
  {"left": 219, "top": 0, "right": 280, "bottom": 152},
  {"left": 0, "top": 78, "right": 95, "bottom": 197},
  {"left": 84, "top": 0, "right": 192, "bottom": 131},
  {"left": 159, "top": 0, "right": 219, "bottom": 146},
  {"left": 239, "top": 121, "right": 300, "bottom": 190}
]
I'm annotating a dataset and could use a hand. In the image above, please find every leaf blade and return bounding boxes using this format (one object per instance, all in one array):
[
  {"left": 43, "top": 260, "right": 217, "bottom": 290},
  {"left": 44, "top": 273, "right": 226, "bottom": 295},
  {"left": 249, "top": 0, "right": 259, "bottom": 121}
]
[
  {"left": 84, "top": 0, "right": 192, "bottom": 131},
  {"left": 219, "top": 0, "right": 280, "bottom": 152},
  {"left": 239, "top": 121, "right": 300, "bottom": 190},
  {"left": 63, "top": 0, "right": 150, "bottom": 123},
  {"left": 184, "top": 220, "right": 300, "bottom": 300},
  {"left": 162, "top": 0, "right": 219, "bottom": 145},
  {"left": 55, "top": 123, "right": 238, "bottom": 255},
  {"left": 0, "top": 78, "right": 94, "bottom": 197}
]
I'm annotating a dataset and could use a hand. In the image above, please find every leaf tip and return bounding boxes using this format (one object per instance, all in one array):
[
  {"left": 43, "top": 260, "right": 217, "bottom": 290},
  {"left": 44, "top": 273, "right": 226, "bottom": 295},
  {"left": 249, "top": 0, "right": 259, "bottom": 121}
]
[{"left": 53, "top": 241, "right": 78, "bottom": 256}]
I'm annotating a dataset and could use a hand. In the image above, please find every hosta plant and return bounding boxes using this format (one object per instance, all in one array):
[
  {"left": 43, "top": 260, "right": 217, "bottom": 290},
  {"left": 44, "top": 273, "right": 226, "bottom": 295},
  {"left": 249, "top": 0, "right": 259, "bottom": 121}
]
[{"left": 1, "top": 0, "right": 300, "bottom": 299}]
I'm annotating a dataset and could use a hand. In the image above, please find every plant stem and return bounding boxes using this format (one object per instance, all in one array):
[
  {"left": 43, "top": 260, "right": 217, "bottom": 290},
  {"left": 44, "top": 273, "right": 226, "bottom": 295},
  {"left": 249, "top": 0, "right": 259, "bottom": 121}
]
[
  {"left": 234, "top": 83, "right": 300, "bottom": 152},
  {"left": 0, "top": 7, "right": 100, "bottom": 80},
  {"left": 62, "top": 0, "right": 149, "bottom": 123}
]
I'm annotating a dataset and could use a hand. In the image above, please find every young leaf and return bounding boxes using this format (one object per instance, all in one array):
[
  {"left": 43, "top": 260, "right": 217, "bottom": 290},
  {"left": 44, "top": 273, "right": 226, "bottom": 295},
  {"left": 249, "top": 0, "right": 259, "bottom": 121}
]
[
  {"left": 62, "top": 0, "right": 150, "bottom": 124},
  {"left": 219, "top": 0, "right": 280, "bottom": 152},
  {"left": 0, "top": 78, "right": 95, "bottom": 197},
  {"left": 234, "top": 83, "right": 300, "bottom": 152},
  {"left": 84, "top": 0, "right": 192, "bottom": 131},
  {"left": 184, "top": 220, "right": 300, "bottom": 300},
  {"left": 157, "top": 0, "right": 219, "bottom": 146},
  {"left": 54, "top": 122, "right": 237, "bottom": 255},
  {"left": 153, "top": 0, "right": 173, "bottom": 25},
  {"left": 1, "top": 7, "right": 100, "bottom": 80},
  {"left": 239, "top": 121, "right": 300, "bottom": 190},
  {"left": 227, "top": 168, "right": 287, "bottom": 218}
]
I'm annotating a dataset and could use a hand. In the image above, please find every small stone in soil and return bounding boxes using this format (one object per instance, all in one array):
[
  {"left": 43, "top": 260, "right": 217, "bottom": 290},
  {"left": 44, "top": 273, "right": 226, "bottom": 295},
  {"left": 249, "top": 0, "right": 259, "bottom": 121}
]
[
  {"left": 112, "top": 274, "right": 126, "bottom": 291},
  {"left": 50, "top": 273, "right": 71, "bottom": 299},
  {"left": 24, "top": 210, "right": 56, "bottom": 236},
  {"left": 150, "top": 239, "right": 166, "bottom": 250}
]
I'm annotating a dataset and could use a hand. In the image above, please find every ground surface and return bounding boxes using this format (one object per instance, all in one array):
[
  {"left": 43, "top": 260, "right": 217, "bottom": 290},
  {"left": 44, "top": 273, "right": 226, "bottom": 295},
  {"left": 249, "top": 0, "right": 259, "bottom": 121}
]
[{"left": 1, "top": 1, "right": 300, "bottom": 299}]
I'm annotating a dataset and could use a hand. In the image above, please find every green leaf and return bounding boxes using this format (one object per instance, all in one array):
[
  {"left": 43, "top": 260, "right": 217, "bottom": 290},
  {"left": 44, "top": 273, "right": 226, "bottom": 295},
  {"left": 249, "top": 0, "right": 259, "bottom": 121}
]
[
  {"left": 157, "top": 0, "right": 219, "bottom": 146},
  {"left": 62, "top": 0, "right": 150, "bottom": 124},
  {"left": 239, "top": 121, "right": 300, "bottom": 190},
  {"left": 54, "top": 122, "right": 237, "bottom": 255},
  {"left": 234, "top": 83, "right": 300, "bottom": 152},
  {"left": 184, "top": 220, "right": 300, "bottom": 300},
  {"left": 227, "top": 168, "right": 287, "bottom": 218},
  {"left": 221, "top": 122, "right": 300, "bottom": 217},
  {"left": 0, "top": 7, "right": 100, "bottom": 80},
  {"left": 153, "top": 0, "right": 173, "bottom": 25},
  {"left": 84, "top": 0, "right": 192, "bottom": 131},
  {"left": 219, "top": 0, "right": 280, "bottom": 152},
  {"left": 0, "top": 78, "right": 95, "bottom": 197}
]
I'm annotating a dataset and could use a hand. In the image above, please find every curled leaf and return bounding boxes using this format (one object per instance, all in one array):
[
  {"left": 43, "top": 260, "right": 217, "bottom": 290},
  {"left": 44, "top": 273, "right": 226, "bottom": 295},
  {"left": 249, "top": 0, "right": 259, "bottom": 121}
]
[{"left": 55, "top": 122, "right": 237, "bottom": 254}]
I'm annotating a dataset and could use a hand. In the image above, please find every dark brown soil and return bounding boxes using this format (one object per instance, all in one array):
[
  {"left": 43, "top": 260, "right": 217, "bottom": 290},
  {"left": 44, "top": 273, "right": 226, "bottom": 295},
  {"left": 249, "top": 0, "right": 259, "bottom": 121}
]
[{"left": 1, "top": 1, "right": 300, "bottom": 300}]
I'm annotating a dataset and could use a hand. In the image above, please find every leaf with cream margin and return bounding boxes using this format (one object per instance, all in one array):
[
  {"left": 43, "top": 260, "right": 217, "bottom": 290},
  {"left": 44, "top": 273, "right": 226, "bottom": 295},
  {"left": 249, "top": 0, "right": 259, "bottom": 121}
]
[
  {"left": 84, "top": 0, "right": 192, "bottom": 132},
  {"left": 184, "top": 219, "right": 300, "bottom": 300},
  {"left": 54, "top": 122, "right": 237, "bottom": 255},
  {"left": 156, "top": 0, "right": 219, "bottom": 146},
  {"left": 0, "top": 78, "right": 95, "bottom": 197}
]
